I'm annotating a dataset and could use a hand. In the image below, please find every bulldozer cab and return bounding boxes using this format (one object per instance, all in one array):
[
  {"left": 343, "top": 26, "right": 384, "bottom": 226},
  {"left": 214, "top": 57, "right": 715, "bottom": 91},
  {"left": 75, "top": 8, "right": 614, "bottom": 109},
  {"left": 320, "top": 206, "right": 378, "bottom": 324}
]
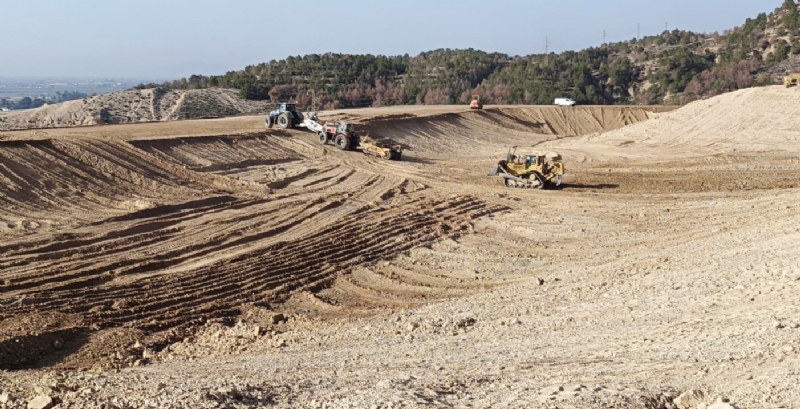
[
  {"left": 524, "top": 155, "right": 540, "bottom": 169},
  {"left": 506, "top": 148, "right": 535, "bottom": 166}
]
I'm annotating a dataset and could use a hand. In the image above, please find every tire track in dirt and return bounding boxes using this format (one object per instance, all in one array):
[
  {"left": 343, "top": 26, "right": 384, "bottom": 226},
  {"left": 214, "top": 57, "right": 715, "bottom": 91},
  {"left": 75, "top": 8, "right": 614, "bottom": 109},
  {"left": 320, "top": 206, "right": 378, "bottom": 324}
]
[
  {"left": 0, "top": 138, "right": 251, "bottom": 236},
  {"left": 129, "top": 133, "right": 319, "bottom": 172},
  {"left": 1, "top": 105, "right": 676, "bottom": 371},
  {"left": 0, "top": 194, "right": 507, "bottom": 369}
]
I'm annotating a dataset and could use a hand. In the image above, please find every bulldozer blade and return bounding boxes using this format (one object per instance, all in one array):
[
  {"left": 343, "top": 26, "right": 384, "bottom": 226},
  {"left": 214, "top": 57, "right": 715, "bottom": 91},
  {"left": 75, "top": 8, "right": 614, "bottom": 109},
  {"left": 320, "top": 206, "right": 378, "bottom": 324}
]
[{"left": 488, "top": 165, "right": 499, "bottom": 176}]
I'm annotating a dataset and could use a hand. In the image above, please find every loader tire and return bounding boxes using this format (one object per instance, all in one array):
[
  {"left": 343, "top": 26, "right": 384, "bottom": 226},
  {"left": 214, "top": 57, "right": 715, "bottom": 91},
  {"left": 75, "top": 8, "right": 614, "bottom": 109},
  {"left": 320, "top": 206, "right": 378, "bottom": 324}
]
[
  {"left": 334, "top": 135, "right": 348, "bottom": 150},
  {"left": 265, "top": 116, "right": 274, "bottom": 129},
  {"left": 278, "top": 113, "right": 291, "bottom": 129},
  {"left": 318, "top": 132, "right": 328, "bottom": 145}
]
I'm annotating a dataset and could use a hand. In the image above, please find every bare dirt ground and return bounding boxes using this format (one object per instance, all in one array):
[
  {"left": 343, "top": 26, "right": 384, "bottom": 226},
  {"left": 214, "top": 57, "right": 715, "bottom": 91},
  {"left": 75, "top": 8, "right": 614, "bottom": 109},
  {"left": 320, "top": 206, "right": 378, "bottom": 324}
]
[
  {"left": 0, "top": 88, "right": 272, "bottom": 131},
  {"left": 1, "top": 87, "right": 799, "bottom": 409}
]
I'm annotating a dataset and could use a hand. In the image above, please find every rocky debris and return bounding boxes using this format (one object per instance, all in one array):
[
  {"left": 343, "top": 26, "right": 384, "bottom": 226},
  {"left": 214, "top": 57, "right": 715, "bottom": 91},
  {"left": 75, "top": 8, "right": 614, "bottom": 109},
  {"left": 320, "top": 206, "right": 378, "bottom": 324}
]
[
  {"left": 111, "top": 300, "right": 130, "bottom": 310},
  {"left": 216, "top": 386, "right": 240, "bottom": 399},
  {"left": 26, "top": 396, "right": 53, "bottom": 409},
  {"left": 674, "top": 389, "right": 704, "bottom": 409},
  {"left": 540, "top": 385, "right": 564, "bottom": 396},
  {"left": 708, "top": 402, "right": 740, "bottom": 409},
  {"left": 453, "top": 313, "right": 476, "bottom": 329},
  {"left": 271, "top": 313, "right": 287, "bottom": 325},
  {"left": 0, "top": 393, "right": 11, "bottom": 404}
]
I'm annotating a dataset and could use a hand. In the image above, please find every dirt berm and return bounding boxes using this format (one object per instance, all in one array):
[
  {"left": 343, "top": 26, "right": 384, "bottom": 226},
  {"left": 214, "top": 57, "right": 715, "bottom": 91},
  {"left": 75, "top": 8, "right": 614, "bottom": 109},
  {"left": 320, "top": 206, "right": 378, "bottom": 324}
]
[{"left": 546, "top": 85, "right": 800, "bottom": 161}]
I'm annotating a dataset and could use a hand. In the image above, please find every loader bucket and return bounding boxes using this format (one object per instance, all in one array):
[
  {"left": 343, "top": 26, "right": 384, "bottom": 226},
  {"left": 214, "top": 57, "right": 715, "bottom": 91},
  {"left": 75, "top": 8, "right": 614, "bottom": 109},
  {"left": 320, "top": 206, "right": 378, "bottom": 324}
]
[{"left": 488, "top": 165, "right": 499, "bottom": 176}]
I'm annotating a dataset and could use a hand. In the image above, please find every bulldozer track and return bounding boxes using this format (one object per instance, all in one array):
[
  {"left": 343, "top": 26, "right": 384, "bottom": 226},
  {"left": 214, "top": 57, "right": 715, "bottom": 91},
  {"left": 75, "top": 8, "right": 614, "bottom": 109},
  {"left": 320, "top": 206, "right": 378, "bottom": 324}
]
[
  {"left": 0, "top": 195, "right": 504, "bottom": 334},
  {"left": 0, "top": 130, "right": 509, "bottom": 369}
]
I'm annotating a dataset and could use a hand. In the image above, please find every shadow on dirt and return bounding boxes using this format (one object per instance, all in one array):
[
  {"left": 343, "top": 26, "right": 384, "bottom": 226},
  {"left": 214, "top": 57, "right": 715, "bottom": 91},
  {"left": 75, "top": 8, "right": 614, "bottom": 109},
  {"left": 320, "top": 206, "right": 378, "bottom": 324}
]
[
  {"left": 0, "top": 327, "right": 90, "bottom": 370},
  {"left": 482, "top": 108, "right": 555, "bottom": 134},
  {"left": 395, "top": 154, "right": 438, "bottom": 165},
  {"left": 560, "top": 183, "right": 620, "bottom": 190}
]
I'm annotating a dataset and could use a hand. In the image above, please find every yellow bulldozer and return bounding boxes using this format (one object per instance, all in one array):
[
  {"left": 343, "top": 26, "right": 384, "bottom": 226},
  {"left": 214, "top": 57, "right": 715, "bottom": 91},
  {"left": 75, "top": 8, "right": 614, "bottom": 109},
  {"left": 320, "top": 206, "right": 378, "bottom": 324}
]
[
  {"left": 488, "top": 148, "right": 564, "bottom": 189},
  {"left": 784, "top": 73, "right": 800, "bottom": 88}
]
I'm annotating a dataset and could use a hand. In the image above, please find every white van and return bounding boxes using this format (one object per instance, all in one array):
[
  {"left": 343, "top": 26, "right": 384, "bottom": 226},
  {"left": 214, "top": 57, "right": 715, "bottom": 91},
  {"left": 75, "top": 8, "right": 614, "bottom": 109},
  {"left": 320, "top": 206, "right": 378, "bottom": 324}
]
[{"left": 554, "top": 98, "right": 576, "bottom": 106}]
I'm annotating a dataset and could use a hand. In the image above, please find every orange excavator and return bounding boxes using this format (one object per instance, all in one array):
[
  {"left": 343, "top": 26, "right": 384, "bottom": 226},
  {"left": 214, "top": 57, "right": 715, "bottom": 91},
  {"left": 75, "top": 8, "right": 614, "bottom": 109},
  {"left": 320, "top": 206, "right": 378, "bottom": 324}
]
[{"left": 469, "top": 94, "right": 483, "bottom": 110}]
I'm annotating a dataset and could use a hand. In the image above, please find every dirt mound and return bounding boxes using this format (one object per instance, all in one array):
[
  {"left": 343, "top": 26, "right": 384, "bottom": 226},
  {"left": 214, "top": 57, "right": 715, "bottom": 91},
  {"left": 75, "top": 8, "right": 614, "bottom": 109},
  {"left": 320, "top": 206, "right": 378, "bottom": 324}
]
[
  {"left": 548, "top": 86, "right": 800, "bottom": 161},
  {"left": 0, "top": 88, "right": 269, "bottom": 131},
  {"left": 0, "top": 138, "right": 249, "bottom": 236},
  {"left": 130, "top": 132, "right": 318, "bottom": 172},
  {"left": 357, "top": 106, "right": 671, "bottom": 157}
]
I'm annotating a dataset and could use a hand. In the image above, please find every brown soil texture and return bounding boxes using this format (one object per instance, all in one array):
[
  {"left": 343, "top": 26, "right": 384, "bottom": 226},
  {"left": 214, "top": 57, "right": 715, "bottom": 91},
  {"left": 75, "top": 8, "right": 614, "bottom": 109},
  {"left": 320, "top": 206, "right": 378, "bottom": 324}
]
[{"left": 1, "top": 90, "right": 799, "bottom": 409}]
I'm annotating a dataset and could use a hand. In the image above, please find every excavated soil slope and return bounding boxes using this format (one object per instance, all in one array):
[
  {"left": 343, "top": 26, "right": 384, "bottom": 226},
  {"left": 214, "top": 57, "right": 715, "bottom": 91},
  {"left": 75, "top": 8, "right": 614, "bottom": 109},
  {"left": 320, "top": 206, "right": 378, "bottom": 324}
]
[
  {"left": 547, "top": 86, "right": 800, "bottom": 161},
  {"left": 1, "top": 99, "right": 799, "bottom": 409},
  {"left": 0, "top": 88, "right": 270, "bottom": 131},
  {"left": 357, "top": 106, "right": 671, "bottom": 156}
]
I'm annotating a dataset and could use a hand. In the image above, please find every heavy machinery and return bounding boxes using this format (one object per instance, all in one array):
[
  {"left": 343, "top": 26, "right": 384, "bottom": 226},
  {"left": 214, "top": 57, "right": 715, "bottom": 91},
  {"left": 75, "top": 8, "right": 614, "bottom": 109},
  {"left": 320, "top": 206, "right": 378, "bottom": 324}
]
[
  {"left": 470, "top": 94, "right": 483, "bottom": 110},
  {"left": 488, "top": 148, "right": 564, "bottom": 189},
  {"left": 784, "top": 73, "right": 800, "bottom": 88},
  {"left": 290, "top": 112, "right": 402, "bottom": 159},
  {"left": 360, "top": 139, "right": 402, "bottom": 160},
  {"left": 265, "top": 103, "right": 305, "bottom": 129},
  {"left": 316, "top": 120, "right": 361, "bottom": 150}
]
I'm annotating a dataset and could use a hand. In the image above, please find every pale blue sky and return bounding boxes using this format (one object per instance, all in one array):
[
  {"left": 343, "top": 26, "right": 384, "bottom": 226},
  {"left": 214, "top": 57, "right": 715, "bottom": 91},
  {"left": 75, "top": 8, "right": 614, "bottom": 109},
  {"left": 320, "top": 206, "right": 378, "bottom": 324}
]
[{"left": 0, "top": 0, "right": 778, "bottom": 79}]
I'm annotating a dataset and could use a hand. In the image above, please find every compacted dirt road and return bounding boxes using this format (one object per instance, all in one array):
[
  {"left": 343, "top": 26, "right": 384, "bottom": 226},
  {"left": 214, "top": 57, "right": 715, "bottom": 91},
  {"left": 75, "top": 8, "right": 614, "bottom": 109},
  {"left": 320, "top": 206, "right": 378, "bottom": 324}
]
[{"left": 1, "top": 88, "right": 799, "bottom": 408}]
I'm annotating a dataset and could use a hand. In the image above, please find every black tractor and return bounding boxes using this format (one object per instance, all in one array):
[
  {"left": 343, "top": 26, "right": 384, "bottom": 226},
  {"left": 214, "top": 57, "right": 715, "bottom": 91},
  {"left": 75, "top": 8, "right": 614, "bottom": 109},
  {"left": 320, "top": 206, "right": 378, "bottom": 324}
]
[{"left": 265, "top": 103, "right": 305, "bottom": 129}]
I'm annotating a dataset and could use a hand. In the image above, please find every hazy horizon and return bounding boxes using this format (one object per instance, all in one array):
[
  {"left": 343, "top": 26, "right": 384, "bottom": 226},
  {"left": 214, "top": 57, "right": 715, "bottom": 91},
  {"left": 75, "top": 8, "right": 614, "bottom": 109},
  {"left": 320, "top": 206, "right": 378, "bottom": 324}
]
[{"left": 1, "top": 0, "right": 780, "bottom": 79}]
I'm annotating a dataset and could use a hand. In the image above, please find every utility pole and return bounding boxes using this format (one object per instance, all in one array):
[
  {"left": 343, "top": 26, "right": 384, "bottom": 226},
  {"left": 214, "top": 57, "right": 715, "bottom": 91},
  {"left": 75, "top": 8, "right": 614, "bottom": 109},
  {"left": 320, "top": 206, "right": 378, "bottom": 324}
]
[
  {"left": 637, "top": 23, "right": 640, "bottom": 39},
  {"left": 544, "top": 36, "right": 549, "bottom": 63},
  {"left": 665, "top": 22, "right": 668, "bottom": 32},
  {"left": 603, "top": 30, "right": 606, "bottom": 45}
]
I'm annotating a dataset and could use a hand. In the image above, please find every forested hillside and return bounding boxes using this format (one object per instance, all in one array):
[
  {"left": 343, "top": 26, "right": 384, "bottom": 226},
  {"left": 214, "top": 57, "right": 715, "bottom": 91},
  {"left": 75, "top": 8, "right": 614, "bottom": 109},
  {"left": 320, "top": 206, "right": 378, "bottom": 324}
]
[{"left": 136, "top": 0, "right": 800, "bottom": 109}]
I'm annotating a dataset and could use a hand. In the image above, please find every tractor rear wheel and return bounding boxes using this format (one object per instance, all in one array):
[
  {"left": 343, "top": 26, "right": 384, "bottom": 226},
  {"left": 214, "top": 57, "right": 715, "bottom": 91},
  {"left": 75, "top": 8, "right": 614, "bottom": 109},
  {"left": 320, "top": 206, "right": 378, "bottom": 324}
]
[
  {"left": 318, "top": 132, "right": 328, "bottom": 145},
  {"left": 278, "top": 113, "right": 291, "bottom": 129},
  {"left": 334, "top": 135, "right": 348, "bottom": 150}
]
